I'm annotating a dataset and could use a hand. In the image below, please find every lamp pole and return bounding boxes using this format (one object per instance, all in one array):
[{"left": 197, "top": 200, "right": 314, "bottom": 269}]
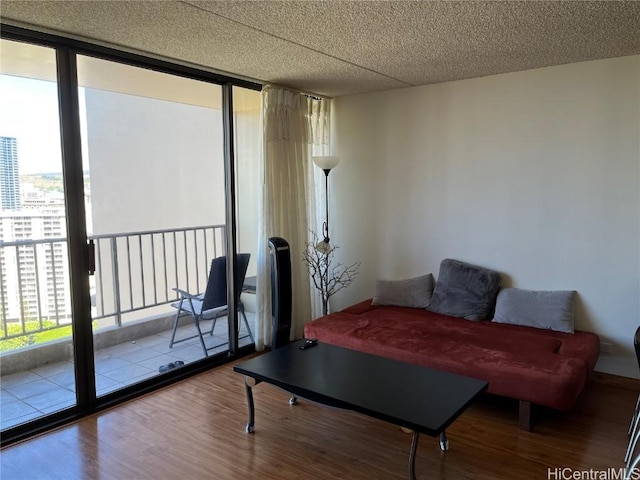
[
  {"left": 322, "top": 168, "right": 330, "bottom": 244},
  {"left": 312, "top": 156, "right": 339, "bottom": 254}
]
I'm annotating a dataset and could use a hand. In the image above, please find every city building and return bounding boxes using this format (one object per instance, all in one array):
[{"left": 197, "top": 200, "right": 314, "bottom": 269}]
[
  {"left": 0, "top": 136, "right": 21, "bottom": 210},
  {"left": 0, "top": 210, "right": 70, "bottom": 324}
]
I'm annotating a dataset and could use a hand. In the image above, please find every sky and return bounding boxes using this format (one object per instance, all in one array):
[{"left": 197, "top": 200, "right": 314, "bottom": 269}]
[
  {"left": 0, "top": 75, "right": 63, "bottom": 174},
  {"left": 0, "top": 74, "right": 89, "bottom": 175}
]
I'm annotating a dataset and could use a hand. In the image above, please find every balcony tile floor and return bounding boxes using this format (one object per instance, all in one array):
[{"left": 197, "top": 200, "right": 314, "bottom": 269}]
[{"left": 1, "top": 315, "right": 256, "bottom": 431}]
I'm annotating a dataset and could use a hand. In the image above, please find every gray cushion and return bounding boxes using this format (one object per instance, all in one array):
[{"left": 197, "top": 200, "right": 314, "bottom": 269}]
[
  {"left": 492, "top": 288, "right": 575, "bottom": 333},
  {"left": 372, "top": 274, "right": 434, "bottom": 308},
  {"left": 427, "top": 259, "right": 501, "bottom": 320}
]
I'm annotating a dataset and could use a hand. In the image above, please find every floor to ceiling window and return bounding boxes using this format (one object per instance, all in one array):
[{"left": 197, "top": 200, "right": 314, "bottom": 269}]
[
  {"left": 0, "top": 26, "right": 261, "bottom": 446},
  {"left": 0, "top": 38, "right": 77, "bottom": 430}
]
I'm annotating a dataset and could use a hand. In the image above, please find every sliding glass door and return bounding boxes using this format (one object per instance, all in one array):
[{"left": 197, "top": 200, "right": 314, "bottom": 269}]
[
  {"left": 0, "top": 26, "right": 261, "bottom": 444},
  {"left": 75, "top": 55, "right": 230, "bottom": 396}
]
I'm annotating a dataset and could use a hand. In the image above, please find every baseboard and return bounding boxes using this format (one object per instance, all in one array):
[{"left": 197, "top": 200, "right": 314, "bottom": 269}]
[{"left": 592, "top": 371, "right": 640, "bottom": 391}]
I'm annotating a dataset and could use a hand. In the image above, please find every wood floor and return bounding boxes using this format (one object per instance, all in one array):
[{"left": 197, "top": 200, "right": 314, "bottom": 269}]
[{"left": 1, "top": 359, "right": 635, "bottom": 480}]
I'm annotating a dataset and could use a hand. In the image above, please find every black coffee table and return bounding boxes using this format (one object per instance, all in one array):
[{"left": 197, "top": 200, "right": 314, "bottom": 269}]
[{"left": 234, "top": 340, "right": 487, "bottom": 479}]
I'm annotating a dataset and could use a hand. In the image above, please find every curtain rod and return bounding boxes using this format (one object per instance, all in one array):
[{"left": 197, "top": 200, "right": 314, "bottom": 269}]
[{"left": 265, "top": 82, "right": 330, "bottom": 101}]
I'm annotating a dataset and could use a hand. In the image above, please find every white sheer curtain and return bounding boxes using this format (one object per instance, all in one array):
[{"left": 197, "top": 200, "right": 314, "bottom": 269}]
[{"left": 255, "top": 86, "right": 331, "bottom": 350}]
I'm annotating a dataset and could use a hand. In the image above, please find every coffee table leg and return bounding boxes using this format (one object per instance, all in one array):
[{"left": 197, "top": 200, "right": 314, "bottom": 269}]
[
  {"left": 244, "top": 377, "right": 257, "bottom": 433},
  {"left": 409, "top": 431, "right": 420, "bottom": 480},
  {"left": 439, "top": 431, "right": 449, "bottom": 451}
]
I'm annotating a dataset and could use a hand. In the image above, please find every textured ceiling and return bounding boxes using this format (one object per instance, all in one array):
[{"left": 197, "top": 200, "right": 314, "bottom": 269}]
[{"left": 1, "top": 1, "right": 639, "bottom": 97}]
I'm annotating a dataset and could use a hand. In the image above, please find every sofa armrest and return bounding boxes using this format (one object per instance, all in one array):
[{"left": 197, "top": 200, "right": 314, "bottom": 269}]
[{"left": 556, "top": 330, "right": 601, "bottom": 373}]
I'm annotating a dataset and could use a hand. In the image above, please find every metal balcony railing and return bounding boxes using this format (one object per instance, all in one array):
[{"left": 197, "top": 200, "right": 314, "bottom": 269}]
[{"left": 0, "top": 224, "right": 226, "bottom": 340}]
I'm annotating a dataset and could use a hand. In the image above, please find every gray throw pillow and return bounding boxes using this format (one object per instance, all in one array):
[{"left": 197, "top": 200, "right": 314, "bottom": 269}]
[
  {"left": 427, "top": 259, "right": 501, "bottom": 320},
  {"left": 492, "top": 288, "right": 575, "bottom": 333},
  {"left": 372, "top": 274, "right": 434, "bottom": 308}
]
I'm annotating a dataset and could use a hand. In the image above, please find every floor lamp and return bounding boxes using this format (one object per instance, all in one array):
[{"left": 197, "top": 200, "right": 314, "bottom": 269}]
[{"left": 312, "top": 155, "right": 340, "bottom": 253}]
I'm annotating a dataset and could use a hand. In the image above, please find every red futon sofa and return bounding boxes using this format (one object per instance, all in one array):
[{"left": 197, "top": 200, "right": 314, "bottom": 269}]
[{"left": 304, "top": 260, "right": 600, "bottom": 430}]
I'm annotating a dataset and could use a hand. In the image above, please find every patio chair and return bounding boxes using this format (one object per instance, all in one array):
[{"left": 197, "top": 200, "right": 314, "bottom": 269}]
[{"left": 169, "top": 253, "right": 254, "bottom": 356}]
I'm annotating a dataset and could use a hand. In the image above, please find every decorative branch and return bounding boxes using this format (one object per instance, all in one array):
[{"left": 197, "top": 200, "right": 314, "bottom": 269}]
[{"left": 303, "top": 230, "right": 361, "bottom": 316}]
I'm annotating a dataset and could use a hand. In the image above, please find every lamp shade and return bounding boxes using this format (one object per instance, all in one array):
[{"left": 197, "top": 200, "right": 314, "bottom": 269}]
[{"left": 313, "top": 155, "right": 340, "bottom": 171}]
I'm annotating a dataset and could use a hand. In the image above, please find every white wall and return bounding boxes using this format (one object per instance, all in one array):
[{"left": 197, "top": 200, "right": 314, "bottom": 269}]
[
  {"left": 85, "top": 88, "right": 225, "bottom": 235},
  {"left": 83, "top": 88, "right": 228, "bottom": 325},
  {"left": 332, "top": 55, "right": 640, "bottom": 378}
]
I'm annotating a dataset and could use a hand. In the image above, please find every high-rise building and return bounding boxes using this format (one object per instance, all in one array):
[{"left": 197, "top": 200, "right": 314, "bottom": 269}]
[
  {"left": 0, "top": 211, "right": 71, "bottom": 323},
  {"left": 0, "top": 136, "right": 21, "bottom": 211}
]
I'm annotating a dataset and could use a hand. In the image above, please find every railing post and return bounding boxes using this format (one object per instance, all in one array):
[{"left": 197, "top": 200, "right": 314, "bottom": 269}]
[
  {"left": 138, "top": 234, "right": 145, "bottom": 308},
  {"left": 33, "top": 243, "right": 43, "bottom": 330},
  {"left": 95, "top": 237, "right": 105, "bottom": 317},
  {"left": 110, "top": 236, "right": 122, "bottom": 328},
  {"left": 16, "top": 245, "right": 26, "bottom": 335},
  {"left": 0, "top": 249, "right": 7, "bottom": 338},
  {"left": 50, "top": 243, "right": 60, "bottom": 325}
]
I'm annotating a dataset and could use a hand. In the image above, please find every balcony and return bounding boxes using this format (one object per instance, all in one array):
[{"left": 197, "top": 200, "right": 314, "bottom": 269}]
[{"left": 0, "top": 225, "right": 256, "bottom": 431}]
